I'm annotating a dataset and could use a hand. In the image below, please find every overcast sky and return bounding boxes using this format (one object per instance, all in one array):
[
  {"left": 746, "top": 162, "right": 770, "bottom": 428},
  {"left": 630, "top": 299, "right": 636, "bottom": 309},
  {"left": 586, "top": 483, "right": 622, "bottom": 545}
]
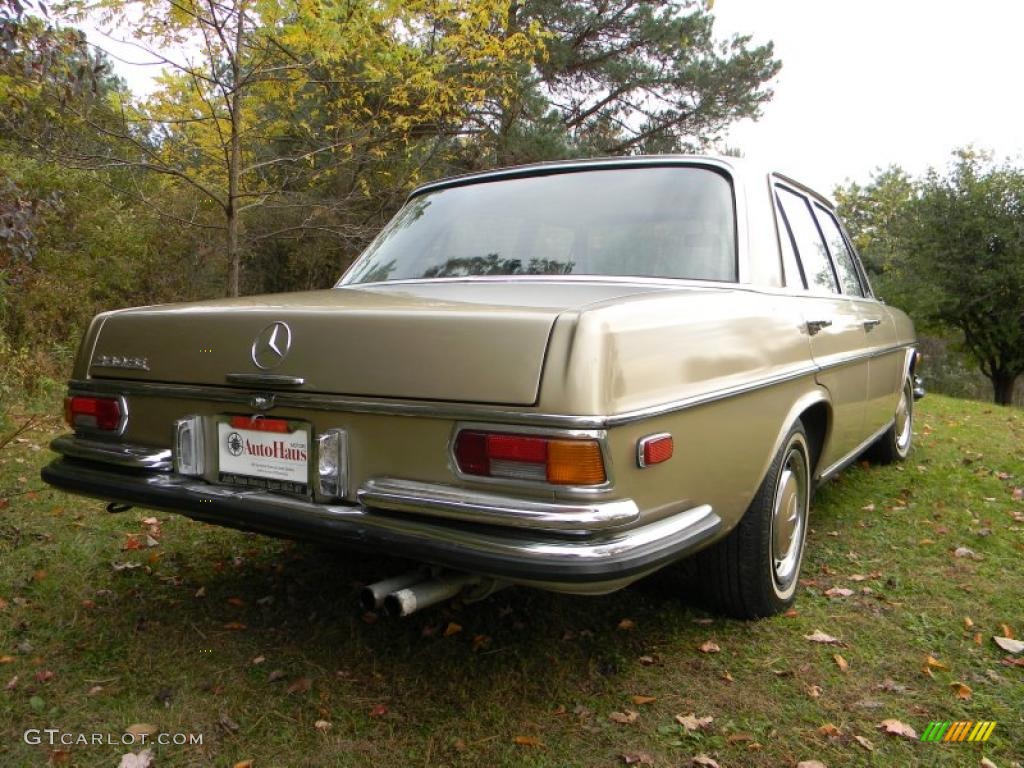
[
  {"left": 712, "top": 0, "right": 1024, "bottom": 195},
  {"left": 92, "top": 0, "right": 1024, "bottom": 197}
]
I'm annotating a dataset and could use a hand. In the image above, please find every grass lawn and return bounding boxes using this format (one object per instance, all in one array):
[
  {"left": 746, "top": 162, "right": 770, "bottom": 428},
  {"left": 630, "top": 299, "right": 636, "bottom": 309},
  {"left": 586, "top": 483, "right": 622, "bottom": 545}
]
[{"left": 1, "top": 393, "right": 1021, "bottom": 767}]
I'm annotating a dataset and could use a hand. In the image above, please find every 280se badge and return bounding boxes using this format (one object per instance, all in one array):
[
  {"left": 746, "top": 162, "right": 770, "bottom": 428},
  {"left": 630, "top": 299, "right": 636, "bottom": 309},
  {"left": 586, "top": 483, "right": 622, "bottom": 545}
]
[{"left": 42, "top": 155, "right": 923, "bottom": 619}]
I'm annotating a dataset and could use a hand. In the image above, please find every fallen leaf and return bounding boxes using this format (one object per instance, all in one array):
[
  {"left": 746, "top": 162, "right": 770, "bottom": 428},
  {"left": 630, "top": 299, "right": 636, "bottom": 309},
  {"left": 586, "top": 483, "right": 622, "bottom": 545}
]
[
  {"left": 218, "top": 714, "right": 240, "bottom": 733},
  {"left": 953, "top": 546, "right": 977, "bottom": 559},
  {"left": 620, "top": 752, "right": 654, "bottom": 765},
  {"left": 964, "top": 617, "right": 974, "bottom": 629},
  {"left": 854, "top": 735, "right": 874, "bottom": 751},
  {"left": 727, "top": 732, "right": 754, "bottom": 743},
  {"left": 369, "top": 704, "right": 388, "bottom": 718},
  {"left": 691, "top": 618, "right": 714, "bottom": 625},
  {"left": 876, "top": 678, "right": 908, "bottom": 693},
  {"left": 122, "top": 536, "right": 143, "bottom": 551},
  {"left": 223, "top": 622, "right": 247, "bottom": 631},
  {"left": 267, "top": 669, "right": 286, "bottom": 683},
  {"left": 720, "top": 671, "right": 734, "bottom": 683},
  {"left": 974, "top": 632, "right": 983, "bottom": 646},
  {"left": 631, "top": 695, "right": 656, "bottom": 706},
  {"left": 512, "top": 735, "right": 544, "bottom": 747},
  {"left": 806, "top": 684, "right": 822, "bottom": 698},
  {"left": 111, "top": 561, "right": 141, "bottom": 572},
  {"left": 617, "top": 618, "right": 636, "bottom": 631},
  {"left": 117, "top": 750, "right": 154, "bottom": 768},
  {"left": 834, "top": 654, "right": 849, "bottom": 672},
  {"left": 824, "top": 587, "right": 853, "bottom": 598},
  {"left": 609, "top": 710, "right": 640, "bottom": 725},
  {"left": 848, "top": 574, "right": 869, "bottom": 582},
  {"left": 194, "top": 587, "right": 206, "bottom": 598},
  {"left": 314, "top": 719, "right": 331, "bottom": 732},
  {"left": 251, "top": 656, "right": 266, "bottom": 666},
  {"left": 227, "top": 597, "right": 245, "bottom": 607},
  {"left": 233, "top": 762, "right": 254, "bottom": 768},
  {"left": 1000, "top": 623, "right": 1015, "bottom": 639},
  {"left": 980, "top": 758, "right": 998, "bottom": 768},
  {"left": 993, "top": 636, "right": 1024, "bottom": 653},
  {"left": 1013, "top": 487, "right": 1023, "bottom": 501},
  {"left": 796, "top": 762, "right": 827, "bottom": 768},
  {"left": 35, "top": 669, "right": 54, "bottom": 683},
  {"left": 878, "top": 718, "right": 917, "bottom": 739},
  {"left": 443, "top": 622, "right": 463, "bottom": 637},
  {"left": 49, "top": 749, "right": 71, "bottom": 764},
  {"left": 142, "top": 517, "right": 159, "bottom": 526},
  {"left": 689, "top": 756, "right": 720, "bottom": 768},
  {"left": 675, "top": 713, "right": 714, "bottom": 732},
  {"left": 925, "top": 654, "right": 948, "bottom": 670},
  {"left": 286, "top": 677, "right": 312, "bottom": 695},
  {"left": 471, "top": 634, "right": 491, "bottom": 652},
  {"left": 783, "top": 608, "right": 800, "bottom": 617},
  {"left": 5, "top": 675, "right": 17, "bottom": 691},
  {"left": 804, "top": 630, "right": 843, "bottom": 645},
  {"left": 698, "top": 640, "right": 720, "bottom": 653},
  {"left": 0, "top": 655, "right": 13, "bottom": 664},
  {"left": 87, "top": 685, "right": 103, "bottom": 695},
  {"left": 81, "top": 599, "right": 96, "bottom": 609},
  {"left": 950, "top": 681, "right": 972, "bottom": 700},
  {"left": 638, "top": 655, "right": 655, "bottom": 666},
  {"left": 861, "top": 503, "right": 876, "bottom": 512},
  {"left": 818, "top": 723, "right": 841, "bottom": 738}
]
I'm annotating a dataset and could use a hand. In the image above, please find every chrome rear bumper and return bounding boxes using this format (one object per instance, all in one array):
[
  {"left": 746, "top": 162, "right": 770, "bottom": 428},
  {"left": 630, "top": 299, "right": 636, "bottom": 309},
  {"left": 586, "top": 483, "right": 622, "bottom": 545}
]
[{"left": 41, "top": 439, "right": 722, "bottom": 591}]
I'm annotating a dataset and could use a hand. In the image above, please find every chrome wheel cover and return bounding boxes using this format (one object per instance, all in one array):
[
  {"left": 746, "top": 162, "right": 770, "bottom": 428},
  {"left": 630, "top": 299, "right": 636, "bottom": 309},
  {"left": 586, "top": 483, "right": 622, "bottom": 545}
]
[
  {"left": 895, "top": 383, "right": 912, "bottom": 454},
  {"left": 770, "top": 438, "right": 809, "bottom": 597}
]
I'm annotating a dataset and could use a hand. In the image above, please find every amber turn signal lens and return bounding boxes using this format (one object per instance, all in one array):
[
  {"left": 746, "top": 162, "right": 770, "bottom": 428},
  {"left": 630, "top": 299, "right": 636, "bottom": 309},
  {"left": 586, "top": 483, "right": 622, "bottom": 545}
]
[{"left": 546, "top": 439, "right": 606, "bottom": 485}]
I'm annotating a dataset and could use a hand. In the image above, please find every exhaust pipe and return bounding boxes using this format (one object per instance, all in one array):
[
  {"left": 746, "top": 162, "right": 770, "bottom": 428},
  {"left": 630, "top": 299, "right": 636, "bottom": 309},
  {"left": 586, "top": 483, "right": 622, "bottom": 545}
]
[
  {"left": 383, "top": 573, "right": 481, "bottom": 617},
  {"left": 359, "top": 569, "right": 429, "bottom": 612}
]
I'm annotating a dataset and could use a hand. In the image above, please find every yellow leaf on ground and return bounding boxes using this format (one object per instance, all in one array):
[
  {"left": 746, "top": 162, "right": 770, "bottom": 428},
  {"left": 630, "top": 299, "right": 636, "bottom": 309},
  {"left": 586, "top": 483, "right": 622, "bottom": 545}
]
[
  {"left": 698, "top": 640, "right": 720, "bottom": 653},
  {"left": 804, "top": 630, "right": 842, "bottom": 645},
  {"left": 617, "top": 618, "right": 636, "bottom": 630},
  {"left": 443, "top": 622, "right": 463, "bottom": 637},
  {"left": 675, "top": 713, "right": 714, "bottom": 732},
  {"left": 834, "top": 654, "right": 849, "bottom": 672},
  {"left": 1000, "top": 623, "right": 1015, "bottom": 639},
  {"left": 950, "top": 681, "right": 972, "bottom": 700},
  {"left": 609, "top": 710, "right": 640, "bottom": 725},
  {"left": 818, "top": 723, "right": 841, "bottom": 738},
  {"left": 925, "top": 654, "right": 948, "bottom": 670},
  {"left": 631, "top": 695, "right": 656, "bottom": 705}
]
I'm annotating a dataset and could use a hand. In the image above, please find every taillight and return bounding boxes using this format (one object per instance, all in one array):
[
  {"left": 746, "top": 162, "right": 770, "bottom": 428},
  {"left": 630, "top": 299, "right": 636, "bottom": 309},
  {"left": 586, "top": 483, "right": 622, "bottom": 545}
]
[
  {"left": 65, "top": 396, "right": 125, "bottom": 432},
  {"left": 453, "top": 430, "right": 607, "bottom": 486}
]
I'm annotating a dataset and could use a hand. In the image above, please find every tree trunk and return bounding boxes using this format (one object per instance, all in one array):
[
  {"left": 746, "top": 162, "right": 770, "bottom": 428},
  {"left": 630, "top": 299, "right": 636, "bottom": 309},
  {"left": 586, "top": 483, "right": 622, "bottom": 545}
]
[
  {"left": 990, "top": 371, "right": 1018, "bottom": 405},
  {"left": 226, "top": 1, "right": 246, "bottom": 298}
]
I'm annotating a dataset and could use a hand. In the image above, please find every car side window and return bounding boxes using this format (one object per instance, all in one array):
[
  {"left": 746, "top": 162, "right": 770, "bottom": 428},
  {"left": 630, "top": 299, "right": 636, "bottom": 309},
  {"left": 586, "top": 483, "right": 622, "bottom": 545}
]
[
  {"left": 774, "top": 200, "right": 806, "bottom": 289},
  {"left": 775, "top": 187, "right": 838, "bottom": 294},
  {"left": 813, "top": 204, "right": 865, "bottom": 297}
]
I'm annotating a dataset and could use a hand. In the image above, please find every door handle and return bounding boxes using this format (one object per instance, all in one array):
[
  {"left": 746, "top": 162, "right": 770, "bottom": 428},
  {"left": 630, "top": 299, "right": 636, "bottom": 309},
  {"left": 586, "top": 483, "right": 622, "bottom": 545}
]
[
  {"left": 863, "top": 318, "right": 882, "bottom": 332},
  {"left": 806, "top": 319, "right": 832, "bottom": 336}
]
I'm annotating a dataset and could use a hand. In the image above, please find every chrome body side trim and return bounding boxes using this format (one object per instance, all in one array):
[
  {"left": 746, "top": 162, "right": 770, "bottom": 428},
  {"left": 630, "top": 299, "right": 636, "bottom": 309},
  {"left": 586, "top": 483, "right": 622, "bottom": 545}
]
[
  {"left": 50, "top": 435, "right": 173, "bottom": 472},
  {"left": 70, "top": 342, "right": 912, "bottom": 429},
  {"left": 40, "top": 457, "right": 722, "bottom": 590},
  {"left": 358, "top": 477, "right": 638, "bottom": 533},
  {"left": 816, "top": 419, "right": 893, "bottom": 483}
]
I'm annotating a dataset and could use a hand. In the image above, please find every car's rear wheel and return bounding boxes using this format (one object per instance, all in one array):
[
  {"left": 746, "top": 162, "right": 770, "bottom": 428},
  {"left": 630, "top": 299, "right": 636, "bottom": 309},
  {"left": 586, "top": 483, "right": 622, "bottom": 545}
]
[
  {"left": 867, "top": 378, "right": 913, "bottom": 464},
  {"left": 694, "top": 421, "right": 811, "bottom": 619}
]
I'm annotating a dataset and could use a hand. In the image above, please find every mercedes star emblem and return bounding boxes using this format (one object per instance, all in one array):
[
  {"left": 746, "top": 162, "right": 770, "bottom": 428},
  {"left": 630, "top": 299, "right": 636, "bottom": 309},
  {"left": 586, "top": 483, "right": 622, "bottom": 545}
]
[
  {"left": 226, "top": 431, "right": 244, "bottom": 456},
  {"left": 251, "top": 321, "right": 292, "bottom": 370}
]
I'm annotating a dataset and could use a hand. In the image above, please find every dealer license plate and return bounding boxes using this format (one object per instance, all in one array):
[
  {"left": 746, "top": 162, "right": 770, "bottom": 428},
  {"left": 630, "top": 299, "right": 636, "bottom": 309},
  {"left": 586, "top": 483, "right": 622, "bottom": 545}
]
[{"left": 217, "top": 420, "right": 310, "bottom": 494}]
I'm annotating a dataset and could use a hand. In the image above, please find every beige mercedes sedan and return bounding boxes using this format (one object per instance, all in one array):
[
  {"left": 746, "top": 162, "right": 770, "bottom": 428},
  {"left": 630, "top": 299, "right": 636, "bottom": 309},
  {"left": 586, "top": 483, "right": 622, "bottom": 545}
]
[{"left": 42, "top": 156, "right": 922, "bottom": 618}]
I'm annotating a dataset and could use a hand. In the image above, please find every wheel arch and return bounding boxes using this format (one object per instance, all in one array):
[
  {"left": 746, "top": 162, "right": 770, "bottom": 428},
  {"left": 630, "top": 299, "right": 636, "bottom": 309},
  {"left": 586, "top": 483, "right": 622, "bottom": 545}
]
[{"left": 761, "top": 387, "right": 833, "bottom": 489}]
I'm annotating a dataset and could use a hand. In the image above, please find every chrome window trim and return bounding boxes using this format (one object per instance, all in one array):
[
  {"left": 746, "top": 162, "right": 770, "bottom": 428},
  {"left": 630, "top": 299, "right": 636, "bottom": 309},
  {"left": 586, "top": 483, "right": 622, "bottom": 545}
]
[
  {"left": 447, "top": 421, "right": 614, "bottom": 495},
  {"left": 69, "top": 345, "right": 912, "bottom": 429},
  {"left": 359, "top": 477, "right": 637, "bottom": 533}
]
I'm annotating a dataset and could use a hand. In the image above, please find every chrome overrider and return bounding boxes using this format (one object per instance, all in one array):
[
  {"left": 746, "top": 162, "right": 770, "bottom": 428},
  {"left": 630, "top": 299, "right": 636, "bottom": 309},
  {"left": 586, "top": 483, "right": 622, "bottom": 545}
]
[{"left": 42, "top": 435, "right": 722, "bottom": 591}]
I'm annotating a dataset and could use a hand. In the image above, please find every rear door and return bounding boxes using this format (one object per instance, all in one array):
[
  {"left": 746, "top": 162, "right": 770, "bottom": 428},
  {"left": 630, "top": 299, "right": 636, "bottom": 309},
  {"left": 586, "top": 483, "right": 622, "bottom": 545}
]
[
  {"left": 775, "top": 185, "right": 869, "bottom": 469},
  {"left": 810, "top": 204, "right": 902, "bottom": 434}
]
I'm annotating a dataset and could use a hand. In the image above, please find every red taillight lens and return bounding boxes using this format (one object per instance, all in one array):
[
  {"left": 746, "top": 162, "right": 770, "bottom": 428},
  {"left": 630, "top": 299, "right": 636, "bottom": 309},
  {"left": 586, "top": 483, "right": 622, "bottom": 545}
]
[
  {"left": 454, "top": 430, "right": 606, "bottom": 486},
  {"left": 66, "top": 396, "right": 123, "bottom": 431},
  {"left": 230, "top": 415, "right": 290, "bottom": 433}
]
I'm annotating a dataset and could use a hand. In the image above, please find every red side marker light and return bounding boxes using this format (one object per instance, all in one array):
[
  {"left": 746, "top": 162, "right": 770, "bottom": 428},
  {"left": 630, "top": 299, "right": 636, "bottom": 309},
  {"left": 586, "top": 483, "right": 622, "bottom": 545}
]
[{"left": 638, "top": 433, "right": 673, "bottom": 467}]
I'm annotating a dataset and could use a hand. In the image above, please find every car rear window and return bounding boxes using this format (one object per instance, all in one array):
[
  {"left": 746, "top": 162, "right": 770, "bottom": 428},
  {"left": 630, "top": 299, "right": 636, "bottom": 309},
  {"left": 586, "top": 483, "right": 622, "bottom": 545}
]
[{"left": 341, "top": 167, "right": 737, "bottom": 284}]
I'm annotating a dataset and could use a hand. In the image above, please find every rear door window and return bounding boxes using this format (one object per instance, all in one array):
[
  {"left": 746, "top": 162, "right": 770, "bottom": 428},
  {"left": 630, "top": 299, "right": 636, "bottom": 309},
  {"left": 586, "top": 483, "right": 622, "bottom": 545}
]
[
  {"left": 775, "top": 187, "right": 838, "bottom": 294},
  {"left": 813, "top": 204, "right": 865, "bottom": 297}
]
